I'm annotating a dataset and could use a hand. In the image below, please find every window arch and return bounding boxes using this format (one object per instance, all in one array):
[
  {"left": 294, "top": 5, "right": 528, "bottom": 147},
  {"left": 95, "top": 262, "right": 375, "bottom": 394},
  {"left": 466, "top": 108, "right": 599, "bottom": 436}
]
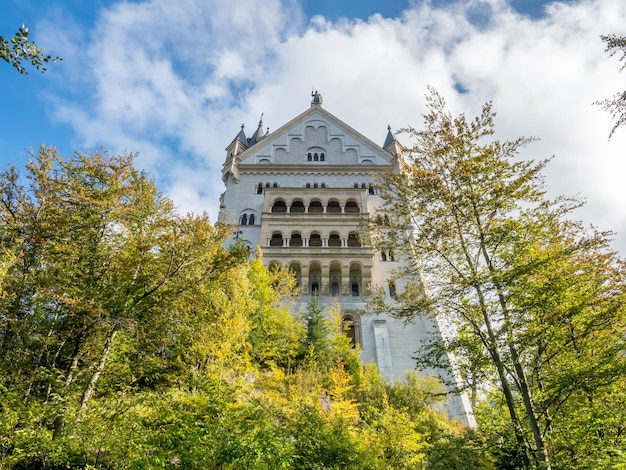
[
  {"left": 349, "top": 264, "right": 362, "bottom": 297},
  {"left": 309, "top": 262, "right": 322, "bottom": 295},
  {"left": 327, "top": 200, "right": 341, "bottom": 213},
  {"left": 328, "top": 233, "right": 341, "bottom": 247},
  {"left": 342, "top": 313, "right": 361, "bottom": 348},
  {"left": 347, "top": 232, "right": 361, "bottom": 247},
  {"left": 351, "top": 281, "right": 360, "bottom": 296},
  {"left": 345, "top": 200, "right": 359, "bottom": 213},
  {"left": 309, "top": 200, "right": 323, "bottom": 213},
  {"left": 290, "top": 200, "right": 305, "bottom": 213},
  {"left": 272, "top": 200, "right": 287, "bottom": 213},
  {"left": 309, "top": 233, "right": 322, "bottom": 247},
  {"left": 270, "top": 233, "right": 283, "bottom": 247},
  {"left": 289, "top": 233, "right": 303, "bottom": 247}
]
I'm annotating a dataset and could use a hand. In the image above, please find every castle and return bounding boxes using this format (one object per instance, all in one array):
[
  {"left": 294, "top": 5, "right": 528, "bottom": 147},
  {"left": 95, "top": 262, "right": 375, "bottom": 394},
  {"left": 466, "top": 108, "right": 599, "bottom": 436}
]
[{"left": 218, "top": 92, "right": 475, "bottom": 426}]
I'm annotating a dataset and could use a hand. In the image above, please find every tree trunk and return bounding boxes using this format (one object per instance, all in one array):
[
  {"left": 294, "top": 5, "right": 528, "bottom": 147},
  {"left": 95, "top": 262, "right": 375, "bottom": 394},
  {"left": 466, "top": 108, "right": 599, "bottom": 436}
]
[
  {"left": 478, "top": 229, "right": 552, "bottom": 470},
  {"left": 79, "top": 328, "right": 117, "bottom": 411}
]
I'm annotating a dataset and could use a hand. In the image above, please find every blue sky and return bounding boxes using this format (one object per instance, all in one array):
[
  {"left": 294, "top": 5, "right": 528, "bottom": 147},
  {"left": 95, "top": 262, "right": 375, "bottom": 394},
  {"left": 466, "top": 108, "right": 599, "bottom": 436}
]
[{"left": 1, "top": 0, "right": 626, "bottom": 252}]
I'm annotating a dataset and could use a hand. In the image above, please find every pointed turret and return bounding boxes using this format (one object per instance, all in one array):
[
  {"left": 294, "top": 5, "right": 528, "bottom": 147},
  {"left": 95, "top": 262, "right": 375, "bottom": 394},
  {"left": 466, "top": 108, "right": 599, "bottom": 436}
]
[
  {"left": 248, "top": 114, "right": 266, "bottom": 146},
  {"left": 383, "top": 125, "right": 404, "bottom": 156},
  {"left": 233, "top": 124, "right": 247, "bottom": 146},
  {"left": 222, "top": 124, "right": 247, "bottom": 184}
]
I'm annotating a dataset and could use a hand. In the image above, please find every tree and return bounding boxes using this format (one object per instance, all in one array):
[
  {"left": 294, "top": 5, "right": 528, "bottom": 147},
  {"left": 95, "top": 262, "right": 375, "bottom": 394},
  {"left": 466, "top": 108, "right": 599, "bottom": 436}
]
[
  {"left": 0, "top": 146, "right": 247, "bottom": 415},
  {"left": 372, "top": 88, "right": 626, "bottom": 469},
  {"left": 1, "top": 24, "right": 61, "bottom": 74},
  {"left": 594, "top": 34, "right": 626, "bottom": 138}
]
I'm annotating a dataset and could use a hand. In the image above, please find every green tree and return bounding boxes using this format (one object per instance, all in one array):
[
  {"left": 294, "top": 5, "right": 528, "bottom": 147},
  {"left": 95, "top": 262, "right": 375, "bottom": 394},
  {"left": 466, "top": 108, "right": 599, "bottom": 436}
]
[
  {"left": 594, "top": 34, "right": 626, "bottom": 138},
  {"left": 0, "top": 146, "right": 246, "bottom": 417},
  {"left": 1, "top": 24, "right": 60, "bottom": 74},
  {"left": 372, "top": 88, "right": 626, "bottom": 469}
]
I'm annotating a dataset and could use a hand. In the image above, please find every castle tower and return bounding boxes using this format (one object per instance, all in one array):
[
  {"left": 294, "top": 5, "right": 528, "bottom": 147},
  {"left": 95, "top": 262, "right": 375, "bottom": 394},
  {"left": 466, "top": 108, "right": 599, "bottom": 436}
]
[{"left": 218, "top": 92, "right": 475, "bottom": 426}]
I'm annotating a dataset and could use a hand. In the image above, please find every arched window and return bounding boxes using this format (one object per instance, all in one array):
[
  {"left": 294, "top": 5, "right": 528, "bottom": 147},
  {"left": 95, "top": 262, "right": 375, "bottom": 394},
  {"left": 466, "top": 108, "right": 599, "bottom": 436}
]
[
  {"left": 291, "top": 200, "right": 305, "bottom": 213},
  {"left": 257, "top": 183, "right": 263, "bottom": 194},
  {"left": 381, "top": 252, "right": 387, "bottom": 261},
  {"left": 313, "top": 183, "right": 318, "bottom": 189},
  {"left": 270, "top": 233, "right": 283, "bottom": 247},
  {"left": 320, "top": 152, "right": 325, "bottom": 161},
  {"left": 368, "top": 184, "right": 375, "bottom": 195},
  {"left": 273, "top": 183, "right": 278, "bottom": 188},
  {"left": 331, "top": 281, "right": 340, "bottom": 296},
  {"left": 307, "top": 153, "right": 312, "bottom": 161},
  {"left": 313, "top": 153, "right": 319, "bottom": 161},
  {"left": 309, "top": 263, "right": 322, "bottom": 295},
  {"left": 361, "top": 183, "right": 366, "bottom": 189},
  {"left": 347, "top": 232, "right": 361, "bottom": 247},
  {"left": 353, "top": 183, "right": 359, "bottom": 188},
  {"left": 249, "top": 214, "right": 255, "bottom": 225},
  {"left": 272, "top": 200, "right": 287, "bottom": 213},
  {"left": 240, "top": 214, "right": 248, "bottom": 225},
  {"left": 327, "top": 201, "right": 341, "bottom": 213},
  {"left": 345, "top": 201, "right": 359, "bottom": 213},
  {"left": 306, "top": 183, "right": 311, "bottom": 188},
  {"left": 328, "top": 233, "right": 341, "bottom": 247},
  {"left": 309, "top": 233, "right": 322, "bottom": 247},
  {"left": 290, "top": 233, "right": 303, "bottom": 247},
  {"left": 351, "top": 282, "right": 359, "bottom": 296},
  {"left": 265, "top": 182, "right": 271, "bottom": 188},
  {"left": 321, "top": 183, "right": 326, "bottom": 188},
  {"left": 309, "top": 200, "right": 323, "bottom": 213}
]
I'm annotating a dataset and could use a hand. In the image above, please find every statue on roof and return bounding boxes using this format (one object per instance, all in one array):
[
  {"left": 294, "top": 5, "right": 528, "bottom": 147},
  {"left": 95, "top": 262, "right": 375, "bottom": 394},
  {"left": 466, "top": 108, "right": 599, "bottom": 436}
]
[{"left": 311, "top": 90, "right": 323, "bottom": 106}]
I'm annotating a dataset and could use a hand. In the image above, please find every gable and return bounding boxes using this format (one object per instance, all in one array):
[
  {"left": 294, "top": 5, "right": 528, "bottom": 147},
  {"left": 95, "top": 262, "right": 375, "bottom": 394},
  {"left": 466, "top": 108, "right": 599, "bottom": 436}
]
[{"left": 237, "top": 107, "right": 394, "bottom": 168}]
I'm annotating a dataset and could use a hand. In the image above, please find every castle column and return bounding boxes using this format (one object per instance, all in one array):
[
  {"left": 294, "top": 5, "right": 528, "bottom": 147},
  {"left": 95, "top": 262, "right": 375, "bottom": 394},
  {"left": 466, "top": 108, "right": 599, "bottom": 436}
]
[
  {"left": 301, "top": 264, "right": 310, "bottom": 295},
  {"left": 322, "top": 263, "right": 330, "bottom": 295},
  {"left": 342, "top": 264, "right": 350, "bottom": 295}
]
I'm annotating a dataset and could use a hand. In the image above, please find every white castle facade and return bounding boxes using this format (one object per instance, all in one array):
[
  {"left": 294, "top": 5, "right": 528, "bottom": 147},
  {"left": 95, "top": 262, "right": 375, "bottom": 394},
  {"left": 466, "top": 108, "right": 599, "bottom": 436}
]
[{"left": 218, "top": 92, "right": 475, "bottom": 426}]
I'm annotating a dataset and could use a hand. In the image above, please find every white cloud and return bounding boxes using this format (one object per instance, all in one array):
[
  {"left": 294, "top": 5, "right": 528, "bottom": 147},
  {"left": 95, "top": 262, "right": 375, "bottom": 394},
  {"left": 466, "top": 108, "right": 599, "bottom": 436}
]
[{"left": 46, "top": 0, "right": 626, "bottom": 252}]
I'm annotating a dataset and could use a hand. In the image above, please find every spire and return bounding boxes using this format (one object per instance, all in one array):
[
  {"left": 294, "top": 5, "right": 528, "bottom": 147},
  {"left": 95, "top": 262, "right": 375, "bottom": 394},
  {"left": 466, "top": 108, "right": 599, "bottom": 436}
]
[
  {"left": 233, "top": 123, "right": 247, "bottom": 145},
  {"left": 383, "top": 125, "right": 404, "bottom": 158},
  {"left": 311, "top": 90, "right": 323, "bottom": 107},
  {"left": 248, "top": 113, "right": 265, "bottom": 146},
  {"left": 383, "top": 125, "right": 396, "bottom": 148}
]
